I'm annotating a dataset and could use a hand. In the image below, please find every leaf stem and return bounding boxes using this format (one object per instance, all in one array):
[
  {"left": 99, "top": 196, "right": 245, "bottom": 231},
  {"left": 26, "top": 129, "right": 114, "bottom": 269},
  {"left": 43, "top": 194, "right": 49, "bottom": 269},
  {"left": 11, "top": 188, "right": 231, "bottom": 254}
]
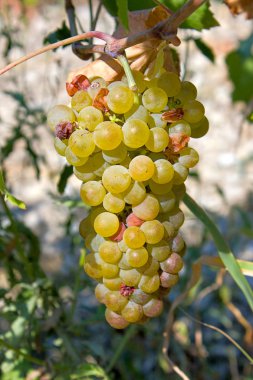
[
  {"left": 183, "top": 193, "right": 253, "bottom": 311},
  {"left": 117, "top": 54, "right": 137, "bottom": 90},
  {"left": 106, "top": 325, "right": 137, "bottom": 373},
  {"left": 0, "top": 193, "right": 34, "bottom": 280}
]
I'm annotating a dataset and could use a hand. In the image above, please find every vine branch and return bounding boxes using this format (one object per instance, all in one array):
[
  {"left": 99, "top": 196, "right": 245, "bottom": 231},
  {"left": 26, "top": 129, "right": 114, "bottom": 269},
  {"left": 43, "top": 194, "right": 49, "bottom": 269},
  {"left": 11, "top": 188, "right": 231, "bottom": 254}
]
[{"left": 0, "top": 0, "right": 208, "bottom": 76}]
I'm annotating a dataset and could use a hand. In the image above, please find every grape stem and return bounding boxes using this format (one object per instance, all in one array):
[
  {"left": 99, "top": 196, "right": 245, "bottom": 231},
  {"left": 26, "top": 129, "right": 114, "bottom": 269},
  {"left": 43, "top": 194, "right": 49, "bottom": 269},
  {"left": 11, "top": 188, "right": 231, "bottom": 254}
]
[
  {"left": 0, "top": 0, "right": 207, "bottom": 76},
  {"left": 117, "top": 54, "right": 137, "bottom": 90}
]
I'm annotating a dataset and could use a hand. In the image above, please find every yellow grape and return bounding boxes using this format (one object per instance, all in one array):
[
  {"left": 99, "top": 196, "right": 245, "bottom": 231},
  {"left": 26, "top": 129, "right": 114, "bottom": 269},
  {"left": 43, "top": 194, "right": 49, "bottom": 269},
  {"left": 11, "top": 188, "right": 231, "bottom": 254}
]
[
  {"left": 68, "top": 129, "right": 95, "bottom": 157},
  {"left": 80, "top": 180, "right": 106, "bottom": 206},
  {"left": 77, "top": 106, "right": 103, "bottom": 131},
  {"left": 122, "top": 119, "right": 150, "bottom": 148},
  {"left": 123, "top": 226, "right": 146, "bottom": 249},
  {"left": 93, "top": 121, "right": 123, "bottom": 150},
  {"left": 140, "top": 220, "right": 164, "bottom": 244},
  {"left": 47, "top": 104, "right": 76, "bottom": 131},
  {"left": 102, "top": 165, "right": 131, "bottom": 194},
  {"left": 71, "top": 90, "right": 92, "bottom": 112},
  {"left": 107, "top": 86, "right": 134, "bottom": 114},
  {"left": 99, "top": 241, "right": 122, "bottom": 263},
  {"left": 129, "top": 155, "right": 155, "bottom": 182},
  {"left": 94, "top": 212, "right": 119, "bottom": 237},
  {"left": 103, "top": 192, "right": 125, "bottom": 213},
  {"left": 145, "top": 127, "right": 169, "bottom": 152},
  {"left": 142, "top": 87, "right": 168, "bottom": 112}
]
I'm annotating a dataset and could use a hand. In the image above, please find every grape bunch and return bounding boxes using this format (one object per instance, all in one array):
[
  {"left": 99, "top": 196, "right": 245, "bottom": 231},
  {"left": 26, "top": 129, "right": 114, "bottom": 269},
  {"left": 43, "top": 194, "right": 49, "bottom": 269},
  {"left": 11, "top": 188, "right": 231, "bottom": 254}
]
[{"left": 47, "top": 68, "right": 208, "bottom": 329}]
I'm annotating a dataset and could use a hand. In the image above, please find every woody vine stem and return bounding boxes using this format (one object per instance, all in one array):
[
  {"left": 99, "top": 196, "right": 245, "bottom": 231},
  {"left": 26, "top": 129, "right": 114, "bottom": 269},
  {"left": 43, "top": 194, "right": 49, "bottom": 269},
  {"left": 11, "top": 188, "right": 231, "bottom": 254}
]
[{"left": 0, "top": 0, "right": 207, "bottom": 76}]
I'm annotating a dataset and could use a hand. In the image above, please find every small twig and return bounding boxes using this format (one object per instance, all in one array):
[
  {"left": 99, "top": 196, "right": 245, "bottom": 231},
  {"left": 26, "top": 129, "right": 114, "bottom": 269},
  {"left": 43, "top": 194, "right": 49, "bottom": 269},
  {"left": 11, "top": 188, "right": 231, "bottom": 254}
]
[
  {"left": 179, "top": 308, "right": 253, "bottom": 365},
  {"left": 106, "top": 325, "right": 137, "bottom": 373},
  {"left": 195, "top": 268, "right": 225, "bottom": 304},
  {"left": 92, "top": 1, "right": 103, "bottom": 30},
  {"left": 0, "top": 32, "right": 112, "bottom": 75},
  {"left": 163, "top": 356, "right": 190, "bottom": 380},
  {"left": 0, "top": 0, "right": 208, "bottom": 75}
]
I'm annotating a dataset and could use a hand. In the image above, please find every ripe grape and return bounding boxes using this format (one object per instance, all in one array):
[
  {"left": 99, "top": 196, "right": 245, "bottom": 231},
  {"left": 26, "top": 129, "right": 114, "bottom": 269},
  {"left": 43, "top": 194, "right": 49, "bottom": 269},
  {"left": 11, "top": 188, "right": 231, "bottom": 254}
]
[{"left": 49, "top": 66, "right": 208, "bottom": 329}]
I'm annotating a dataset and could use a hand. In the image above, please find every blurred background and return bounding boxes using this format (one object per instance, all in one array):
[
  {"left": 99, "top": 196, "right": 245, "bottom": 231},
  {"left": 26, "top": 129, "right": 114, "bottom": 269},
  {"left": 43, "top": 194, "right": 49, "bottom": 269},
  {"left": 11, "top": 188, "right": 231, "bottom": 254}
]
[{"left": 0, "top": 0, "right": 253, "bottom": 379}]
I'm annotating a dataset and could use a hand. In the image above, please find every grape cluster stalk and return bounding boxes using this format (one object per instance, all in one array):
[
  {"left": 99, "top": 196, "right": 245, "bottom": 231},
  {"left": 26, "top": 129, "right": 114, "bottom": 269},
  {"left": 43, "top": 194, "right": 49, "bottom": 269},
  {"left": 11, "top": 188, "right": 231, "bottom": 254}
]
[{"left": 47, "top": 67, "right": 209, "bottom": 329}]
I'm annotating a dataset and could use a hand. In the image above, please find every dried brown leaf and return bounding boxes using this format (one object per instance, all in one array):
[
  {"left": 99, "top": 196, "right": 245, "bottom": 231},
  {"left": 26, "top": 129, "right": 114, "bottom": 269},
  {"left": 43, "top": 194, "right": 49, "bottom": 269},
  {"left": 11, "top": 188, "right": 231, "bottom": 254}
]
[
  {"left": 225, "top": 0, "right": 253, "bottom": 19},
  {"left": 145, "top": 5, "right": 171, "bottom": 29},
  {"left": 92, "top": 88, "right": 109, "bottom": 112}
]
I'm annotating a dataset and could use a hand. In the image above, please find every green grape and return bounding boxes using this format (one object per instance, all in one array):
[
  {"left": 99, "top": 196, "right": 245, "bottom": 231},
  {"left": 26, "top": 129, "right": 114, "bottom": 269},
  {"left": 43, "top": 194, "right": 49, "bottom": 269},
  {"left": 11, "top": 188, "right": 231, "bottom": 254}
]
[
  {"left": 183, "top": 100, "right": 205, "bottom": 123},
  {"left": 93, "top": 121, "right": 123, "bottom": 150},
  {"left": 123, "top": 226, "right": 146, "bottom": 249},
  {"left": 145, "top": 127, "right": 169, "bottom": 153},
  {"left": 129, "top": 155, "right": 155, "bottom": 181},
  {"left": 152, "top": 159, "right": 174, "bottom": 184},
  {"left": 160, "top": 272, "right": 179, "bottom": 288},
  {"left": 176, "top": 81, "right": 197, "bottom": 104},
  {"left": 172, "top": 234, "right": 185, "bottom": 252},
  {"left": 118, "top": 253, "right": 131, "bottom": 269},
  {"left": 77, "top": 106, "right": 103, "bottom": 131},
  {"left": 65, "top": 146, "right": 89, "bottom": 166},
  {"left": 86, "top": 233, "right": 105, "bottom": 251},
  {"left": 142, "top": 87, "right": 168, "bottom": 112},
  {"left": 99, "top": 240, "right": 122, "bottom": 263},
  {"left": 54, "top": 137, "right": 67, "bottom": 156},
  {"left": 87, "top": 77, "right": 107, "bottom": 98},
  {"left": 104, "top": 291, "right": 128, "bottom": 312},
  {"left": 102, "top": 143, "right": 128, "bottom": 165},
  {"left": 68, "top": 129, "right": 95, "bottom": 157},
  {"left": 103, "top": 192, "right": 125, "bottom": 213},
  {"left": 107, "top": 86, "right": 134, "bottom": 114},
  {"left": 125, "top": 105, "right": 149, "bottom": 123},
  {"left": 145, "top": 77, "right": 158, "bottom": 88},
  {"left": 73, "top": 160, "right": 97, "bottom": 182},
  {"left": 150, "top": 113, "right": 167, "bottom": 128},
  {"left": 178, "top": 147, "right": 199, "bottom": 168},
  {"left": 143, "top": 298, "right": 163, "bottom": 318},
  {"left": 91, "top": 152, "right": 110, "bottom": 177},
  {"left": 156, "top": 191, "right": 176, "bottom": 213},
  {"left": 103, "top": 277, "right": 122, "bottom": 291},
  {"left": 121, "top": 301, "right": 144, "bottom": 323},
  {"left": 126, "top": 247, "right": 149, "bottom": 267},
  {"left": 105, "top": 308, "right": 129, "bottom": 329},
  {"left": 94, "top": 212, "right": 119, "bottom": 237},
  {"left": 173, "top": 183, "right": 186, "bottom": 202},
  {"left": 140, "top": 220, "right": 164, "bottom": 244},
  {"left": 47, "top": 104, "right": 76, "bottom": 131},
  {"left": 137, "top": 256, "right": 159, "bottom": 276},
  {"left": 71, "top": 90, "right": 92, "bottom": 112},
  {"left": 172, "top": 163, "right": 189, "bottom": 184},
  {"left": 148, "top": 179, "right": 172, "bottom": 195},
  {"left": 102, "top": 165, "right": 131, "bottom": 194},
  {"left": 122, "top": 119, "right": 150, "bottom": 148},
  {"left": 118, "top": 240, "right": 129, "bottom": 254},
  {"left": 168, "top": 121, "right": 191, "bottom": 137},
  {"left": 84, "top": 253, "right": 102, "bottom": 279},
  {"left": 101, "top": 261, "right": 120, "bottom": 278},
  {"left": 107, "top": 81, "right": 128, "bottom": 90},
  {"left": 79, "top": 216, "right": 93, "bottom": 238},
  {"left": 130, "top": 289, "right": 151, "bottom": 305},
  {"left": 139, "top": 273, "right": 160, "bottom": 293},
  {"left": 148, "top": 240, "right": 171, "bottom": 261},
  {"left": 80, "top": 180, "right": 106, "bottom": 206},
  {"left": 119, "top": 268, "right": 142, "bottom": 287},
  {"left": 157, "top": 72, "right": 181, "bottom": 97},
  {"left": 190, "top": 116, "right": 209, "bottom": 138},
  {"left": 160, "top": 253, "right": 184, "bottom": 274},
  {"left": 162, "top": 207, "right": 185, "bottom": 230},
  {"left": 162, "top": 221, "right": 176, "bottom": 239},
  {"left": 132, "top": 194, "right": 160, "bottom": 221},
  {"left": 95, "top": 283, "right": 109, "bottom": 303},
  {"left": 122, "top": 181, "right": 146, "bottom": 205}
]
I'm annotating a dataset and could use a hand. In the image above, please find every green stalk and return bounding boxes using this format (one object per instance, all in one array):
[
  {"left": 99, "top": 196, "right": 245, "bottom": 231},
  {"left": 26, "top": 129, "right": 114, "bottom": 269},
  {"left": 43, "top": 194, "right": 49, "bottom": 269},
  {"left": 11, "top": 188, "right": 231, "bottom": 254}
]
[
  {"left": 106, "top": 325, "right": 137, "bottom": 373},
  {"left": 183, "top": 193, "right": 253, "bottom": 311},
  {"left": 117, "top": 54, "right": 137, "bottom": 91},
  {"left": 0, "top": 193, "right": 34, "bottom": 280},
  {"left": 0, "top": 338, "right": 44, "bottom": 365}
]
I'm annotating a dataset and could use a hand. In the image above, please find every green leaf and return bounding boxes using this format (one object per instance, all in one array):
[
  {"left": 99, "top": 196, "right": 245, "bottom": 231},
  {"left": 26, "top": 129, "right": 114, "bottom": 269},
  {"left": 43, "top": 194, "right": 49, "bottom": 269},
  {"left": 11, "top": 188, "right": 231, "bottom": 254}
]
[
  {"left": 70, "top": 363, "right": 109, "bottom": 380},
  {"left": 0, "top": 170, "right": 26, "bottom": 209},
  {"left": 226, "top": 35, "right": 253, "bottom": 103},
  {"left": 5, "top": 192, "right": 26, "bottom": 210},
  {"left": 102, "top": 0, "right": 219, "bottom": 30},
  {"left": 116, "top": 0, "right": 129, "bottom": 30},
  {"left": 43, "top": 21, "right": 71, "bottom": 49},
  {"left": 57, "top": 165, "right": 73, "bottom": 194},
  {"left": 194, "top": 38, "right": 215, "bottom": 62},
  {"left": 0, "top": 170, "right": 6, "bottom": 192},
  {"left": 183, "top": 193, "right": 253, "bottom": 312}
]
